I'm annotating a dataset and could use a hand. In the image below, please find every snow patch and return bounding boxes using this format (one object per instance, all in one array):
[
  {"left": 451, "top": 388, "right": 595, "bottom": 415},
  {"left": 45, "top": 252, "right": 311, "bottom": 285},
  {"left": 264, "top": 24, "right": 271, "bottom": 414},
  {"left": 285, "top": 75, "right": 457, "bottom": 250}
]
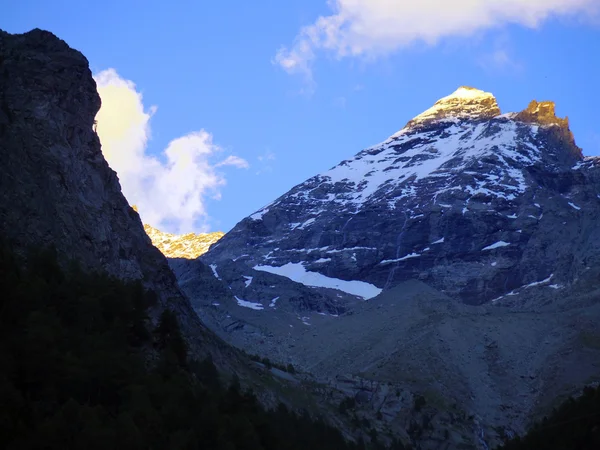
[
  {"left": 482, "top": 241, "right": 510, "bottom": 251},
  {"left": 209, "top": 264, "right": 221, "bottom": 280},
  {"left": 568, "top": 202, "right": 581, "bottom": 211},
  {"left": 380, "top": 253, "right": 421, "bottom": 265},
  {"left": 432, "top": 237, "right": 445, "bottom": 244},
  {"left": 524, "top": 274, "right": 554, "bottom": 289},
  {"left": 492, "top": 274, "right": 555, "bottom": 302},
  {"left": 253, "top": 262, "right": 382, "bottom": 300},
  {"left": 243, "top": 276, "right": 253, "bottom": 288},
  {"left": 269, "top": 297, "right": 280, "bottom": 308},
  {"left": 250, "top": 208, "right": 269, "bottom": 221},
  {"left": 313, "top": 258, "right": 332, "bottom": 264},
  {"left": 235, "top": 296, "right": 264, "bottom": 310},
  {"left": 297, "top": 217, "right": 316, "bottom": 229}
]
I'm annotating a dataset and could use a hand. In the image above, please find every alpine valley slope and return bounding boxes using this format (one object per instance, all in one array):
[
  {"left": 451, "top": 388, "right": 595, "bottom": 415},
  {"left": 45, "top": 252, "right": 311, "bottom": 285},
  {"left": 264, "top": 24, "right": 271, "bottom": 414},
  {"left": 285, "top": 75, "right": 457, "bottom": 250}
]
[{"left": 172, "top": 86, "right": 600, "bottom": 447}]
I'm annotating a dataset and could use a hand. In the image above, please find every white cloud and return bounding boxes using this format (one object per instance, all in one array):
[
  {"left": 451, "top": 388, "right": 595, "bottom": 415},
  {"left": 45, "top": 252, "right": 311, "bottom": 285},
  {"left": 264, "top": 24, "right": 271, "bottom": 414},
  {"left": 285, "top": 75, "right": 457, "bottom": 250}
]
[
  {"left": 216, "top": 155, "right": 250, "bottom": 169},
  {"left": 94, "top": 69, "right": 248, "bottom": 234},
  {"left": 276, "top": 0, "right": 598, "bottom": 78}
]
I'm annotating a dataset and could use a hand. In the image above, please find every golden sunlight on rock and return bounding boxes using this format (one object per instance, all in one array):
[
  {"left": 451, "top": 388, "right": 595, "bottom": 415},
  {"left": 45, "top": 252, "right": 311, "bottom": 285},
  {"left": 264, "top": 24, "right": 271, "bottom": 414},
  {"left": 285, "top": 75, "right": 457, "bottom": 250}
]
[{"left": 143, "top": 224, "right": 224, "bottom": 259}]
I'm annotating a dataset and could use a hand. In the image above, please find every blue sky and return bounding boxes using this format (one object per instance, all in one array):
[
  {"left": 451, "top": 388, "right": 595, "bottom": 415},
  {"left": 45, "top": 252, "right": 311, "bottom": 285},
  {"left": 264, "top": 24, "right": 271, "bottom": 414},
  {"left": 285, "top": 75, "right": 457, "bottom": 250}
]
[{"left": 4, "top": 0, "right": 600, "bottom": 233}]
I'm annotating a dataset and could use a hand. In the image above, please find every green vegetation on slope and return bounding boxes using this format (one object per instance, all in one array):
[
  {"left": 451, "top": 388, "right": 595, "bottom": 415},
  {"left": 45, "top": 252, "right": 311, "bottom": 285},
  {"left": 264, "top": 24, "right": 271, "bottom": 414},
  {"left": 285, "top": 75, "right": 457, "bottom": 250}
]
[
  {"left": 0, "top": 242, "right": 368, "bottom": 450},
  {"left": 498, "top": 385, "right": 600, "bottom": 450}
]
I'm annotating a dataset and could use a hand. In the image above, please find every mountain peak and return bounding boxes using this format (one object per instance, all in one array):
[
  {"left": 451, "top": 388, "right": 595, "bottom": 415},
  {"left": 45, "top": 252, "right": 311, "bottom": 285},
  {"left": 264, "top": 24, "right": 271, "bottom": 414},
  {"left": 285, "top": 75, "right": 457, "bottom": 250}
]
[
  {"left": 515, "top": 100, "right": 569, "bottom": 127},
  {"left": 448, "top": 86, "right": 493, "bottom": 99},
  {"left": 406, "top": 86, "right": 501, "bottom": 128},
  {"left": 144, "top": 224, "right": 224, "bottom": 259}
]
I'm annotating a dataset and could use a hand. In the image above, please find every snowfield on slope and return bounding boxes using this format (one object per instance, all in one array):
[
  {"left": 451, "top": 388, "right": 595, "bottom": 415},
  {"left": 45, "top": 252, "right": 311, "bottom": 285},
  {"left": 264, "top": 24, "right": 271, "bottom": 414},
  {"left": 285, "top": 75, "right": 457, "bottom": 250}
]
[
  {"left": 253, "top": 262, "right": 382, "bottom": 300},
  {"left": 316, "top": 119, "right": 540, "bottom": 205}
]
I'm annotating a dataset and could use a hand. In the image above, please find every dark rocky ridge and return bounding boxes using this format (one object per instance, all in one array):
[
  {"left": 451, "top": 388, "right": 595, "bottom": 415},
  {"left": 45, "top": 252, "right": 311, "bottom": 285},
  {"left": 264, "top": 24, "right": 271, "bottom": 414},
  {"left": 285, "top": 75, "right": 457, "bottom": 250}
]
[{"left": 0, "top": 28, "right": 239, "bottom": 367}]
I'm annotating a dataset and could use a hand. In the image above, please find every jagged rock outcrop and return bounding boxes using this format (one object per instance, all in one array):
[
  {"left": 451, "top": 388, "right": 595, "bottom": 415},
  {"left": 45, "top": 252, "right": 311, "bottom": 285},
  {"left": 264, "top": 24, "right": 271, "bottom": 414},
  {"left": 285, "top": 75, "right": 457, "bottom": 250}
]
[
  {"left": 144, "top": 223, "right": 224, "bottom": 259},
  {"left": 515, "top": 100, "right": 569, "bottom": 127}
]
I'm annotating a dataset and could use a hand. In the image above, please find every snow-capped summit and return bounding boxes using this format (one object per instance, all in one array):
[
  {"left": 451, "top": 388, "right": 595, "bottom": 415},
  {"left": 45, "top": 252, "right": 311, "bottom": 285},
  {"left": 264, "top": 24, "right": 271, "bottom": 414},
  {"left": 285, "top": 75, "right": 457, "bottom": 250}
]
[
  {"left": 166, "top": 87, "right": 600, "bottom": 448},
  {"left": 178, "top": 87, "right": 598, "bottom": 312},
  {"left": 406, "top": 86, "right": 500, "bottom": 128}
]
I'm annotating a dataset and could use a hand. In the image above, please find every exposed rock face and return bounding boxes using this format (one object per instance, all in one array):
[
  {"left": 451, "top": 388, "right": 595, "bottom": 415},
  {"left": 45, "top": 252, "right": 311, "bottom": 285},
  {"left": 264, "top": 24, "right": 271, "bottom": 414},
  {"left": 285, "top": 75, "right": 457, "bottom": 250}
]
[
  {"left": 406, "top": 86, "right": 501, "bottom": 128},
  {"left": 194, "top": 86, "right": 598, "bottom": 308},
  {"left": 172, "top": 85, "right": 600, "bottom": 447},
  {"left": 144, "top": 223, "right": 224, "bottom": 259},
  {"left": 0, "top": 28, "right": 221, "bottom": 357},
  {"left": 516, "top": 100, "right": 569, "bottom": 127}
]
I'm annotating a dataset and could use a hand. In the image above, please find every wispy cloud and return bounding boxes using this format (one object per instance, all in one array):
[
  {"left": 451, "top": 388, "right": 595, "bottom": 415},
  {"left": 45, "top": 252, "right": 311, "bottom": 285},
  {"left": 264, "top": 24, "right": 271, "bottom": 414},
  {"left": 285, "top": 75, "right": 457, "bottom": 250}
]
[
  {"left": 256, "top": 150, "right": 276, "bottom": 175},
  {"left": 94, "top": 69, "right": 248, "bottom": 234},
  {"left": 478, "top": 34, "right": 523, "bottom": 73},
  {"left": 216, "top": 155, "right": 250, "bottom": 169},
  {"left": 257, "top": 150, "right": 276, "bottom": 162},
  {"left": 276, "top": 0, "right": 598, "bottom": 81}
]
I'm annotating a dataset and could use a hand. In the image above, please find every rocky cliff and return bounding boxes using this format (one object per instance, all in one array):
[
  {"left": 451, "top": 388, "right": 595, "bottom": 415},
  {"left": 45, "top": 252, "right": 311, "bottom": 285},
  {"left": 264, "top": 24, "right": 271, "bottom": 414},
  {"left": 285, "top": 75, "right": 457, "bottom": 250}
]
[
  {"left": 196, "top": 86, "right": 598, "bottom": 308},
  {"left": 0, "top": 28, "right": 235, "bottom": 363},
  {"left": 143, "top": 222, "right": 224, "bottom": 259},
  {"left": 171, "top": 86, "right": 600, "bottom": 448}
]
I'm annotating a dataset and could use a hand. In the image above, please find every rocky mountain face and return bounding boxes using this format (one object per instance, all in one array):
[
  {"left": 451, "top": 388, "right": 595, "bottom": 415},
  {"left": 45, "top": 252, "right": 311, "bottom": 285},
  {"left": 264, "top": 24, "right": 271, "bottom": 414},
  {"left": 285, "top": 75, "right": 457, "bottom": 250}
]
[
  {"left": 143, "top": 221, "right": 224, "bottom": 259},
  {"left": 173, "top": 86, "right": 600, "bottom": 448},
  {"left": 198, "top": 86, "right": 594, "bottom": 308},
  {"left": 0, "top": 28, "right": 240, "bottom": 367}
]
